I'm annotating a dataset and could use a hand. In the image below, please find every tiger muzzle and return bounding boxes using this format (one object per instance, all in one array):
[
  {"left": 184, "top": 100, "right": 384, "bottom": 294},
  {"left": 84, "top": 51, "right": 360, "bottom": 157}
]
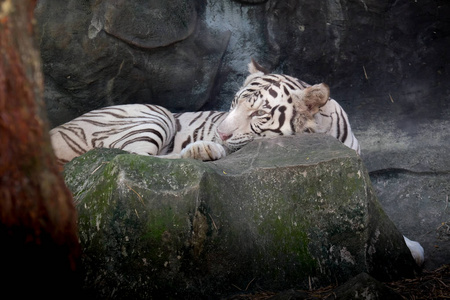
[{"left": 217, "top": 130, "right": 232, "bottom": 141}]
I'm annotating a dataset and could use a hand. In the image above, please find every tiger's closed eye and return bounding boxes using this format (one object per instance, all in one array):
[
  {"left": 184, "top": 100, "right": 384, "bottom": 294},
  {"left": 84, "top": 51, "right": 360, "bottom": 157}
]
[{"left": 250, "top": 110, "right": 266, "bottom": 118}]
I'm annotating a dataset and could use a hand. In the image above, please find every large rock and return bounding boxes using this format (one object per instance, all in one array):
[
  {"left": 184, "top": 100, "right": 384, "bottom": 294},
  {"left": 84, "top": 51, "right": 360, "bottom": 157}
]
[
  {"left": 64, "top": 135, "right": 418, "bottom": 299},
  {"left": 34, "top": 0, "right": 230, "bottom": 126}
]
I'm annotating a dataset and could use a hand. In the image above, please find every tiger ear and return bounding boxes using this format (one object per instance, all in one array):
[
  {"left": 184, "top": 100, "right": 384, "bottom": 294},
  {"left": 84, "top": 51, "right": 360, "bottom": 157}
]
[
  {"left": 290, "top": 83, "right": 329, "bottom": 133},
  {"left": 302, "top": 83, "right": 330, "bottom": 114},
  {"left": 243, "top": 59, "right": 270, "bottom": 87},
  {"left": 248, "top": 58, "right": 269, "bottom": 75}
]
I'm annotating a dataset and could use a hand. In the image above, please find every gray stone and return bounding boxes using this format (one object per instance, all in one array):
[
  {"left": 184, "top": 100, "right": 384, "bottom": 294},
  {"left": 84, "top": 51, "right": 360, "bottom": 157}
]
[
  {"left": 64, "top": 135, "right": 418, "bottom": 299},
  {"left": 324, "top": 272, "right": 403, "bottom": 300},
  {"left": 267, "top": 289, "right": 309, "bottom": 300},
  {"left": 233, "top": 0, "right": 268, "bottom": 4},
  {"left": 95, "top": 0, "right": 197, "bottom": 49},
  {"left": 370, "top": 170, "right": 450, "bottom": 271},
  {"left": 35, "top": 0, "right": 230, "bottom": 127}
]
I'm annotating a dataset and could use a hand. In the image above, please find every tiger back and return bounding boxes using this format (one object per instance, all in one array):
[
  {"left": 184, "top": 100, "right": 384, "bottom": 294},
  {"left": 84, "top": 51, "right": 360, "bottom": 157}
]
[
  {"left": 50, "top": 104, "right": 177, "bottom": 165},
  {"left": 50, "top": 104, "right": 229, "bottom": 164}
]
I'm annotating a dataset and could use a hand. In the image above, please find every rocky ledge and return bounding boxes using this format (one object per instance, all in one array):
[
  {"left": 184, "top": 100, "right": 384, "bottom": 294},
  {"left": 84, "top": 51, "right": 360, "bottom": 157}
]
[{"left": 64, "top": 134, "right": 419, "bottom": 299}]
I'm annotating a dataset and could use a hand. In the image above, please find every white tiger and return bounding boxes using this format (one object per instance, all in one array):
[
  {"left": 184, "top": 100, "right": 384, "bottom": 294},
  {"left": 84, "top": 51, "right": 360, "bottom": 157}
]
[
  {"left": 50, "top": 60, "right": 359, "bottom": 164},
  {"left": 49, "top": 59, "right": 423, "bottom": 266}
]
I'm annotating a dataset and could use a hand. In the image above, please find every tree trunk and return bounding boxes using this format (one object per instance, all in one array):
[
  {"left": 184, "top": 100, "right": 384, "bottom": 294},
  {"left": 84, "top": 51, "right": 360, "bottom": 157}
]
[{"left": 0, "top": 0, "right": 81, "bottom": 297}]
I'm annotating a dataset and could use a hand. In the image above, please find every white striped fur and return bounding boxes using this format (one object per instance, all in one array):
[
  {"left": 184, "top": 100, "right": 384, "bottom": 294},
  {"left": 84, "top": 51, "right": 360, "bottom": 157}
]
[
  {"left": 50, "top": 104, "right": 176, "bottom": 164},
  {"left": 314, "top": 99, "right": 361, "bottom": 154},
  {"left": 50, "top": 105, "right": 228, "bottom": 164},
  {"left": 220, "top": 58, "right": 360, "bottom": 154}
]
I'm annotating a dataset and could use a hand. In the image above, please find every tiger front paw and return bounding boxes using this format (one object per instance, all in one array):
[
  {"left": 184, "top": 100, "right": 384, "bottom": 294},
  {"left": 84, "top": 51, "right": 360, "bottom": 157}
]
[{"left": 180, "top": 141, "right": 226, "bottom": 161}]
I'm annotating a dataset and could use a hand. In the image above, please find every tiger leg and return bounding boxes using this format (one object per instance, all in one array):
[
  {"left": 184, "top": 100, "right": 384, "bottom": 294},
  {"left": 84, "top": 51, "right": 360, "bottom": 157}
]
[
  {"left": 180, "top": 141, "right": 226, "bottom": 161},
  {"left": 158, "top": 141, "right": 226, "bottom": 161}
]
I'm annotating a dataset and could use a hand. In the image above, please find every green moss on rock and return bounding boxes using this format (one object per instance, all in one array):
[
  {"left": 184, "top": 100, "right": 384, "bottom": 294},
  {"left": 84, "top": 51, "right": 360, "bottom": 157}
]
[{"left": 64, "top": 135, "right": 418, "bottom": 299}]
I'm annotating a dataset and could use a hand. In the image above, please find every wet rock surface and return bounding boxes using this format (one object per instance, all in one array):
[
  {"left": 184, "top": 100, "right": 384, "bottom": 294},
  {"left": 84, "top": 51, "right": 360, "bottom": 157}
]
[{"left": 64, "top": 135, "right": 418, "bottom": 298}]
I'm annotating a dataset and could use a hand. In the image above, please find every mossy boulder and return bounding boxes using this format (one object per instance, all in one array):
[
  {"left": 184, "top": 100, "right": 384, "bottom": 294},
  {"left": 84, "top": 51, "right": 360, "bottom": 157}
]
[{"left": 64, "top": 134, "right": 418, "bottom": 299}]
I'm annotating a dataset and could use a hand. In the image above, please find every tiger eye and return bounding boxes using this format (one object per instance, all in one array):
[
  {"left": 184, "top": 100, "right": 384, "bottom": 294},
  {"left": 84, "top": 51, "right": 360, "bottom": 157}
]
[{"left": 251, "top": 110, "right": 266, "bottom": 117}]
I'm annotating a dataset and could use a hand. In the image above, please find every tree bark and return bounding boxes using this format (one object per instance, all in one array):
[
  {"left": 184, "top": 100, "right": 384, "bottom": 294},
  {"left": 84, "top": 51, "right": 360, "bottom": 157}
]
[{"left": 0, "top": 0, "right": 81, "bottom": 297}]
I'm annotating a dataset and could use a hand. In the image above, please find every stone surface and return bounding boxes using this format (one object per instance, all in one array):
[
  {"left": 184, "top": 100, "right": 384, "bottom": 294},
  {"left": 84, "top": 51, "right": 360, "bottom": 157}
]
[
  {"left": 370, "top": 170, "right": 450, "bottom": 270},
  {"left": 64, "top": 135, "right": 418, "bottom": 299},
  {"left": 95, "top": 0, "right": 197, "bottom": 49},
  {"left": 324, "top": 272, "right": 403, "bottom": 300},
  {"left": 35, "top": 0, "right": 230, "bottom": 126},
  {"left": 266, "top": 289, "right": 309, "bottom": 300},
  {"left": 36, "top": 1, "right": 450, "bottom": 127}
]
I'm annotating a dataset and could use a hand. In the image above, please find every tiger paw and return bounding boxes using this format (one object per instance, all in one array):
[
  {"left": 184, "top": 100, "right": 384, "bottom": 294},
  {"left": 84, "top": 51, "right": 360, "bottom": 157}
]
[{"left": 180, "top": 141, "right": 226, "bottom": 161}]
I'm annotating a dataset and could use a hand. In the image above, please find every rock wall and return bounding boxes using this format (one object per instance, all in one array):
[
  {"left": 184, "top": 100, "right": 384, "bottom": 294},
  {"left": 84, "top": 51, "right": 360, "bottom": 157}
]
[
  {"left": 35, "top": 0, "right": 449, "bottom": 126},
  {"left": 35, "top": 0, "right": 230, "bottom": 124}
]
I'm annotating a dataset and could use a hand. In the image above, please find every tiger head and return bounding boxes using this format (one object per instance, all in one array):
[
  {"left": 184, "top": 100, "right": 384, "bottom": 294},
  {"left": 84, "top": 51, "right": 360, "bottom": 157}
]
[{"left": 216, "top": 59, "right": 330, "bottom": 152}]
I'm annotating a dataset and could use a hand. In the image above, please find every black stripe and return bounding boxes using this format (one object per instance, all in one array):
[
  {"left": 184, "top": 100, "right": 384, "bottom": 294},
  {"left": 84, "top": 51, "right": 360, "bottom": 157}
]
[
  {"left": 268, "top": 88, "right": 278, "bottom": 98},
  {"left": 60, "top": 125, "right": 87, "bottom": 142},
  {"left": 91, "top": 111, "right": 135, "bottom": 119},
  {"left": 283, "top": 81, "right": 296, "bottom": 90},
  {"left": 339, "top": 109, "right": 348, "bottom": 143},
  {"left": 143, "top": 105, "right": 174, "bottom": 130},
  {"left": 294, "top": 79, "right": 310, "bottom": 89},
  {"left": 270, "top": 105, "right": 280, "bottom": 116},
  {"left": 250, "top": 79, "right": 263, "bottom": 85},
  {"left": 283, "top": 76, "right": 304, "bottom": 90},
  {"left": 181, "top": 136, "right": 191, "bottom": 149},
  {"left": 206, "top": 144, "right": 214, "bottom": 160},
  {"left": 266, "top": 74, "right": 281, "bottom": 80},
  {"left": 91, "top": 124, "right": 145, "bottom": 140},
  {"left": 264, "top": 99, "right": 272, "bottom": 109},
  {"left": 189, "top": 111, "right": 205, "bottom": 126},
  {"left": 290, "top": 109, "right": 297, "bottom": 132},
  {"left": 110, "top": 128, "right": 164, "bottom": 148},
  {"left": 335, "top": 112, "right": 341, "bottom": 139},
  {"left": 77, "top": 118, "right": 125, "bottom": 127},
  {"left": 250, "top": 123, "right": 260, "bottom": 135},
  {"left": 120, "top": 136, "right": 159, "bottom": 151},
  {"left": 60, "top": 132, "right": 87, "bottom": 155},
  {"left": 92, "top": 134, "right": 111, "bottom": 147},
  {"left": 263, "top": 78, "right": 279, "bottom": 85},
  {"left": 176, "top": 118, "right": 182, "bottom": 132},
  {"left": 277, "top": 106, "right": 286, "bottom": 129},
  {"left": 211, "top": 112, "right": 227, "bottom": 123}
]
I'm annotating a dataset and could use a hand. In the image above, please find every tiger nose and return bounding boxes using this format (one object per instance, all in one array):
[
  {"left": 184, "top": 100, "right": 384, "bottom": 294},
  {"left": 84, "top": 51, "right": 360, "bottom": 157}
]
[{"left": 218, "top": 130, "right": 232, "bottom": 141}]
